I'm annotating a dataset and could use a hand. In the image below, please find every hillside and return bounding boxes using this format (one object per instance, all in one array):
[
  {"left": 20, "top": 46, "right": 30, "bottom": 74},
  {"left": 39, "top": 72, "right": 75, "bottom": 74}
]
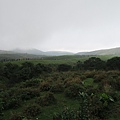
[
  {"left": 12, "top": 48, "right": 45, "bottom": 55},
  {"left": 0, "top": 53, "right": 45, "bottom": 60},
  {"left": 12, "top": 49, "right": 74, "bottom": 56},
  {"left": 0, "top": 50, "right": 15, "bottom": 54},
  {"left": 76, "top": 47, "right": 120, "bottom": 55},
  {"left": 10, "top": 47, "right": 120, "bottom": 56},
  {"left": 0, "top": 47, "right": 120, "bottom": 61},
  {"left": 45, "top": 51, "right": 74, "bottom": 56}
]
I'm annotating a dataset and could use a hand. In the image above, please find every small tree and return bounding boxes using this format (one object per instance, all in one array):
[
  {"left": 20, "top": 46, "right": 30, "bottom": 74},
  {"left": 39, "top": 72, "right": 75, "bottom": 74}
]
[{"left": 57, "top": 64, "right": 71, "bottom": 72}]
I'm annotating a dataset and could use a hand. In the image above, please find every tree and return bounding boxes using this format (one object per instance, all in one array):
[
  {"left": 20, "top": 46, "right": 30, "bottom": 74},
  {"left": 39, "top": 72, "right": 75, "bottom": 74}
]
[
  {"left": 57, "top": 64, "right": 71, "bottom": 72},
  {"left": 34, "top": 63, "right": 52, "bottom": 76},
  {"left": 76, "top": 60, "right": 83, "bottom": 70},
  {"left": 3, "top": 63, "right": 20, "bottom": 84},
  {"left": 107, "top": 57, "right": 120, "bottom": 70},
  {"left": 20, "top": 62, "right": 35, "bottom": 79},
  {"left": 84, "top": 57, "right": 106, "bottom": 70}
]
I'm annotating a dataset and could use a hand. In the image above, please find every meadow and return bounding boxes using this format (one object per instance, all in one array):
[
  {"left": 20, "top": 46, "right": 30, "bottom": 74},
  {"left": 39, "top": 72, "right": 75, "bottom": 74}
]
[{"left": 2, "top": 55, "right": 113, "bottom": 65}]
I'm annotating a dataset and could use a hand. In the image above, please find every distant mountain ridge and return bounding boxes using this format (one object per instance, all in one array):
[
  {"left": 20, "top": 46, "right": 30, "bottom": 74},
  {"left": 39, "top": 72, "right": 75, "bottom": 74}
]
[
  {"left": 76, "top": 47, "right": 120, "bottom": 55},
  {"left": 0, "top": 50, "right": 15, "bottom": 54},
  {"left": 12, "top": 48, "right": 45, "bottom": 55},
  {"left": 12, "top": 48, "right": 74, "bottom": 56},
  {"left": 0, "top": 47, "right": 120, "bottom": 57}
]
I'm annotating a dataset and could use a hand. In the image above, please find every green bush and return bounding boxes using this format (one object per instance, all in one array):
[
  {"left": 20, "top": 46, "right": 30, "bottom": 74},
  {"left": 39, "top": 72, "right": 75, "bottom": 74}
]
[
  {"left": 23, "top": 104, "right": 41, "bottom": 118},
  {"left": 109, "top": 91, "right": 120, "bottom": 101},
  {"left": 5, "top": 97, "right": 21, "bottom": 109},
  {"left": 50, "top": 83, "right": 64, "bottom": 93},
  {"left": 9, "top": 112, "right": 24, "bottom": 120},
  {"left": 40, "top": 82, "right": 51, "bottom": 91},
  {"left": 90, "top": 93, "right": 114, "bottom": 119},
  {"left": 16, "top": 88, "right": 40, "bottom": 101},
  {"left": 0, "top": 98, "right": 4, "bottom": 120},
  {"left": 53, "top": 107, "right": 76, "bottom": 120},
  {"left": 57, "top": 64, "right": 72, "bottom": 72},
  {"left": 0, "top": 92, "right": 8, "bottom": 110},
  {"left": 94, "top": 72, "right": 107, "bottom": 83},
  {"left": 20, "top": 79, "right": 41, "bottom": 88},
  {"left": 84, "top": 70, "right": 96, "bottom": 78},
  {"left": 64, "top": 77, "right": 82, "bottom": 88},
  {"left": 64, "top": 84, "right": 84, "bottom": 99},
  {"left": 36, "top": 92, "right": 57, "bottom": 106},
  {"left": 109, "top": 77, "right": 120, "bottom": 91}
]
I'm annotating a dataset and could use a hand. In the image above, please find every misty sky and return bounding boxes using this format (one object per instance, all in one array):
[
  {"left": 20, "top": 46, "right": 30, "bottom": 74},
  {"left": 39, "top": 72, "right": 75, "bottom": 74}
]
[{"left": 0, "top": 0, "right": 120, "bottom": 52}]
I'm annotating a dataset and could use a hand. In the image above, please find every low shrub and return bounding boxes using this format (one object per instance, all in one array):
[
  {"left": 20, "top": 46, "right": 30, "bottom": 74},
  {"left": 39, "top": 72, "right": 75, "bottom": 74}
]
[
  {"left": 106, "top": 70, "right": 120, "bottom": 77},
  {"left": 90, "top": 93, "right": 115, "bottom": 119},
  {"left": 5, "top": 97, "right": 21, "bottom": 109},
  {"left": 0, "top": 89, "right": 21, "bottom": 110},
  {"left": 80, "top": 75, "right": 86, "bottom": 80},
  {"left": 64, "top": 77, "right": 82, "bottom": 88},
  {"left": 82, "top": 78, "right": 94, "bottom": 87},
  {"left": 40, "top": 82, "right": 51, "bottom": 91},
  {"left": 86, "top": 87, "right": 99, "bottom": 95},
  {"left": 109, "top": 77, "right": 120, "bottom": 91},
  {"left": 16, "top": 88, "right": 40, "bottom": 101},
  {"left": 23, "top": 104, "right": 41, "bottom": 118},
  {"left": 94, "top": 72, "right": 107, "bottom": 83},
  {"left": 36, "top": 92, "right": 57, "bottom": 106},
  {"left": 9, "top": 112, "right": 24, "bottom": 120},
  {"left": 0, "top": 98, "right": 4, "bottom": 120},
  {"left": 57, "top": 64, "right": 72, "bottom": 72},
  {"left": 109, "top": 91, "right": 120, "bottom": 101},
  {"left": 64, "top": 84, "right": 84, "bottom": 99},
  {"left": 20, "top": 79, "right": 41, "bottom": 88},
  {"left": 50, "top": 83, "right": 64, "bottom": 93},
  {"left": 53, "top": 107, "right": 76, "bottom": 120},
  {"left": 84, "top": 71, "right": 96, "bottom": 78}
]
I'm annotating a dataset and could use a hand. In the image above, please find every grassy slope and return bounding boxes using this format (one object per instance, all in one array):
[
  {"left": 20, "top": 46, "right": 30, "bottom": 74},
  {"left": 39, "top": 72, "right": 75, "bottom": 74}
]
[{"left": 4, "top": 55, "right": 114, "bottom": 65}]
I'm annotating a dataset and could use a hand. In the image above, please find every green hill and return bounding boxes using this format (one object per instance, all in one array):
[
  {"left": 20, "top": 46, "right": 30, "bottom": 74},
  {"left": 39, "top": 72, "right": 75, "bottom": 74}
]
[{"left": 77, "top": 47, "right": 120, "bottom": 55}]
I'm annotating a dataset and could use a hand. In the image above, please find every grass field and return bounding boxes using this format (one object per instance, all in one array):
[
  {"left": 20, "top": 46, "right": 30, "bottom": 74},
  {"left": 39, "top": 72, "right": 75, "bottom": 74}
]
[{"left": 4, "top": 55, "right": 114, "bottom": 65}]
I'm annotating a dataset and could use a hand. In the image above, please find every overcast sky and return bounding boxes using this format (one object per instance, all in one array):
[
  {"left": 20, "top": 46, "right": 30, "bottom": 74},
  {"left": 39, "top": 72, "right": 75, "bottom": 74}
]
[{"left": 0, "top": 0, "right": 120, "bottom": 52}]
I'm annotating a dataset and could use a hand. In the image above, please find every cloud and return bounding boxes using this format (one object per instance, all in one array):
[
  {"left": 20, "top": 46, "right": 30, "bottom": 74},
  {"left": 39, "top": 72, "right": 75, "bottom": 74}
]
[{"left": 0, "top": 0, "right": 120, "bottom": 51}]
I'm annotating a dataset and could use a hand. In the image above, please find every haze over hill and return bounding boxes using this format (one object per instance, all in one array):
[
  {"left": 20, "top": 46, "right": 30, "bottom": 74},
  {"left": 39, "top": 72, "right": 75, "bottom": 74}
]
[
  {"left": 76, "top": 47, "right": 120, "bottom": 56},
  {"left": 1, "top": 0, "right": 120, "bottom": 52},
  {"left": 11, "top": 48, "right": 74, "bottom": 56},
  {"left": 12, "top": 47, "right": 120, "bottom": 56},
  {"left": 0, "top": 47, "right": 120, "bottom": 56}
]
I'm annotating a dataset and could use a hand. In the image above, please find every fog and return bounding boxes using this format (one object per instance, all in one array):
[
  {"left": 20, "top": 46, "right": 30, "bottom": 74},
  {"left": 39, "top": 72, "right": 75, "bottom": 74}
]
[{"left": 1, "top": 0, "right": 120, "bottom": 52}]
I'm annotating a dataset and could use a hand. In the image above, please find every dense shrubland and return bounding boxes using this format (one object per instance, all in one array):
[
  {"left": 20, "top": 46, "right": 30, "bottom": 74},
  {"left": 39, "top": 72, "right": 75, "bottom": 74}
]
[{"left": 0, "top": 56, "right": 120, "bottom": 119}]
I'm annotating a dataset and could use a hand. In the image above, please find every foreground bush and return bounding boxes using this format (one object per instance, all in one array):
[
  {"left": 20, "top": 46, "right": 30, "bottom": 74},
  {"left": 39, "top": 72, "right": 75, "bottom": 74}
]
[
  {"left": 20, "top": 79, "right": 41, "bottom": 88},
  {"left": 50, "top": 83, "right": 64, "bottom": 93},
  {"left": 0, "top": 98, "right": 4, "bottom": 120},
  {"left": 9, "top": 112, "right": 24, "bottom": 120},
  {"left": 5, "top": 97, "right": 21, "bottom": 109},
  {"left": 53, "top": 107, "right": 76, "bottom": 120},
  {"left": 64, "top": 84, "right": 84, "bottom": 99},
  {"left": 40, "top": 82, "right": 51, "bottom": 91},
  {"left": 57, "top": 64, "right": 72, "bottom": 72},
  {"left": 23, "top": 104, "right": 41, "bottom": 118},
  {"left": 36, "top": 92, "right": 57, "bottom": 106},
  {"left": 16, "top": 88, "right": 40, "bottom": 101}
]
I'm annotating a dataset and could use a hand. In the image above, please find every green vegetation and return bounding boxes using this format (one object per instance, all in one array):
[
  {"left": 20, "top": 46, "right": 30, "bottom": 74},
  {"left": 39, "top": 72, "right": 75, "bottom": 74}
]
[{"left": 0, "top": 56, "right": 120, "bottom": 120}]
